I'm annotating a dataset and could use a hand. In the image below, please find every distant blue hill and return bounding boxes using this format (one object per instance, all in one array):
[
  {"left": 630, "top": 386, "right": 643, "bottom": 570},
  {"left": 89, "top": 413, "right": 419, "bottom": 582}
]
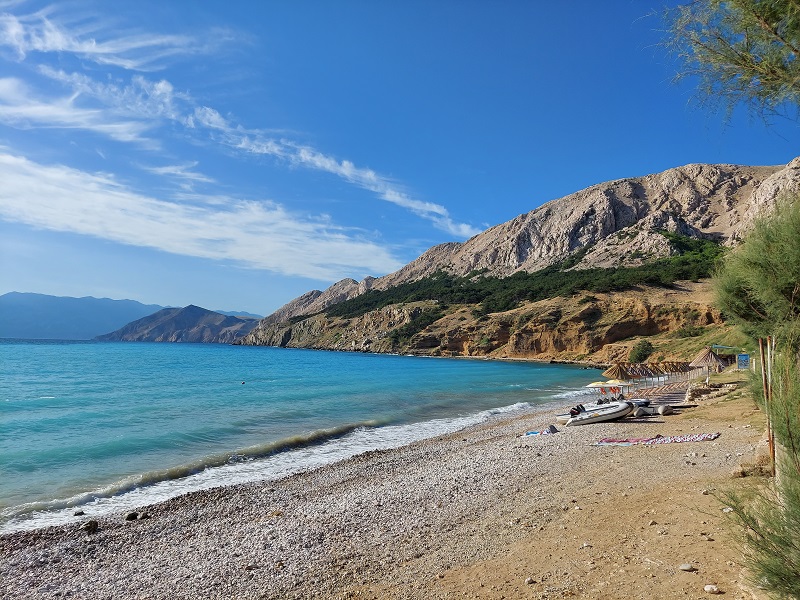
[
  {"left": 95, "top": 305, "right": 259, "bottom": 343},
  {"left": 0, "top": 292, "right": 168, "bottom": 340},
  {"left": 215, "top": 309, "right": 263, "bottom": 319}
]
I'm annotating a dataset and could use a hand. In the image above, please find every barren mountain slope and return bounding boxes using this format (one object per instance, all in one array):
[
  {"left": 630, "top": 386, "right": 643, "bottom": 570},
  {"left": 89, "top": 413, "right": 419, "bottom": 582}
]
[{"left": 239, "top": 158, "right": 800, "bottom": 358}]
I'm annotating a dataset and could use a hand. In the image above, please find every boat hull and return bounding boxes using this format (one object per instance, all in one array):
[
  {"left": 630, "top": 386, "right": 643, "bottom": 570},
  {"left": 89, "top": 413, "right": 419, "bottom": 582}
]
[
  {"left": 556, "top": 400, "right": 647, "bottom": 424},
  {"left": 564, "top": 401, "right": 634, "bottom": 426}
]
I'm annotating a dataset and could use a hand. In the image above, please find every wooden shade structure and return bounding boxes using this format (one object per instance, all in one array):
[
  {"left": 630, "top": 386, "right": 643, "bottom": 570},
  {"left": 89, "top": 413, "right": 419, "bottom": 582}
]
[
  {"left": 689, "top": 347, "right": 726, "bottom": 371},
  {"left": 601, "top": 363, "right": 633, "bottom": 380}
]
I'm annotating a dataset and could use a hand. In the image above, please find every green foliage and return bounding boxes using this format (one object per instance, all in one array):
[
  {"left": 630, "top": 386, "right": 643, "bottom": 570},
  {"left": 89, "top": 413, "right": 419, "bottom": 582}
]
[
  {"left": 674, "top": 325, "right": 704, "bottom": 338},
  {"left": 326, "top": 235, "right": 723, "bottom": 320},
  {"left": 388, "top": 309, "right": 444, "bottom": 347},
  {"left": 667, "top": 0, "right": 800, "bottom": 118},
  {"left": 629, "top": 339, "right": 654, "bottom": 363},
  {"left": 712, "top": 195, "right": 800, "bottom": 598},
  {"left": 670, "top": 6, "right": 800, "bottom": 587},
  {"left": 722, "top": 461, "right": 800, "bottom": 599},
  {"left": 714, "top": 196, "right": 800, "bottom": 345}
]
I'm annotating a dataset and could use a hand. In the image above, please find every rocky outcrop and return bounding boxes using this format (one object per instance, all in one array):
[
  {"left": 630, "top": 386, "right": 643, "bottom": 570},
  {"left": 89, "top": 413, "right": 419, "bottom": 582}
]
[
  {"left": 373, "top": 162, "right": 783, "bottom": 285},
  {"left": 239, "top": 282, "right": 725, "bottom": 364},
  {"left": 95, "top": 305, "right": 258, "bottom": 343},
  {"left": 240, "top": 158, "right": 799, "bottom": 360},
  {"left": 258, "top": 159, "right": 796, "bottom": 327},
  {"left": 259, "top": 277, "right": 377, "bottom": 326},
  {"left": 240, "top": 303, "right": 425, "bottom": 353}
]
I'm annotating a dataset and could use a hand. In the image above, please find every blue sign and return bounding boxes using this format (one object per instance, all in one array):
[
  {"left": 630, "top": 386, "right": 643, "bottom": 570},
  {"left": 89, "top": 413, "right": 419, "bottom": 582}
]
[{"left": 737, "top": 353, "right": 750, "bottom": 370}]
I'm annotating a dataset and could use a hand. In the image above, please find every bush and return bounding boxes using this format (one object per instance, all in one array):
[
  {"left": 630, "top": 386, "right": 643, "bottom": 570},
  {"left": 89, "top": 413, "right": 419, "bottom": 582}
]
[
  {"left": 325, "top": 234, "right": 723, "bottom": 320},
  {"left": 629, "top": 339, "right": 654, "bottom": 363},
  {"left": 675, "top": 325, "right": 704, "bottom": 338}
]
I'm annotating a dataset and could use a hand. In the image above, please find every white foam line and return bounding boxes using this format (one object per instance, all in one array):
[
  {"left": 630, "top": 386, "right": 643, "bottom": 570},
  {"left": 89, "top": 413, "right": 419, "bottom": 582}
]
[{"left": 1, "top": 402, "right": 533, "bottom": 533}]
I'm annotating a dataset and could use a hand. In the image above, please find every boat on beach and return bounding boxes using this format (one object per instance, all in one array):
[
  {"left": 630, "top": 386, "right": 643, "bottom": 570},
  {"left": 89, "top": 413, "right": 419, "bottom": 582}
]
[
  {"left": 555, "top": 399, "right": 648, "bottom": 424},
  {"left": 563, "top": 401, "right": 635, "bottom": 426}
]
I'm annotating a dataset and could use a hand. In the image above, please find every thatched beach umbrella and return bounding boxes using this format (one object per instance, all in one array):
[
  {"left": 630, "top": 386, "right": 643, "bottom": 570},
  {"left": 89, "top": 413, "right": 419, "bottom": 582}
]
[
  {"left": 602, "top": 363, "right": 633, "bottom": 381},
  {"left": 690, "top": 347, "right": 726, "bottom": 382}
]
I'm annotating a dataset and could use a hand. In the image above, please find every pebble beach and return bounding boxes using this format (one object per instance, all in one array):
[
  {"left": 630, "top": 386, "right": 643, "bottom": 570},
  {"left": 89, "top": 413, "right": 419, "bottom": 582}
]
[{"left": 1, "top": 383, "right": 769, "bottom": 600}]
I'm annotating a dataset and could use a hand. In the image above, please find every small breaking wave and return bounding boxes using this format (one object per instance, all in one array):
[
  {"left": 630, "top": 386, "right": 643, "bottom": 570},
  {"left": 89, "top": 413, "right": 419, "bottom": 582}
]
[{"left": 1, "top": 402, "right": 532, "bottom": 533}]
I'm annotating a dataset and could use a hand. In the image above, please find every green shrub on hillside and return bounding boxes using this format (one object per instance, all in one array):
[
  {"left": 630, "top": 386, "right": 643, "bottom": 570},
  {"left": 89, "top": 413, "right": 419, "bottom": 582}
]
[
  {"left": 326, "top": 234, "right": 723, "bottom": 320},
  {"left": 387, "top": 308, "right": 444, "bottom": 347},
  {"left": 629, "top": 339, "right": 654, "bottom": 363}
]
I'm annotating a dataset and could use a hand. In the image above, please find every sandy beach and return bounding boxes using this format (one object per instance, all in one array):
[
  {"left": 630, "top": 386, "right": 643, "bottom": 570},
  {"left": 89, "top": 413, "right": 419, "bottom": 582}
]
[{"left": 0, "top": 381, "right": 770, "bottom": 600}]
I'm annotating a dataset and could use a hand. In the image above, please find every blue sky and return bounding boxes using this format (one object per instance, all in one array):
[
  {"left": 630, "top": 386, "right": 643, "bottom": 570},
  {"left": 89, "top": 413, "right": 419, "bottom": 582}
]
[{"left": 0, "top": 1, "right": 796, "bottom": 316}]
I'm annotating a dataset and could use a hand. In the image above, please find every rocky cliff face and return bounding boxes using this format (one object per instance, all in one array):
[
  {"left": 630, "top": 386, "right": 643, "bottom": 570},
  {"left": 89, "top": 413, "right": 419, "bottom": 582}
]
[
  {"left": 239, "top": 282, "right": 726, "bottom": 364},
  {"left": 240, "top": 158, "right": 800, "bottom": 360},
  {"left": 256, "top": 159, "right": 800, "bottom": 327},
  {"left": 96, "top": 305, "right": 258, "bottom": 343}
]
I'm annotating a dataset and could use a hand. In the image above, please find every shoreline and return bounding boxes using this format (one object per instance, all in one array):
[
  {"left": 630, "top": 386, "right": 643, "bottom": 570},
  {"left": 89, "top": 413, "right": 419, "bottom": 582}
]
[{"left": 0, "top": 382, "right": 769, "bottom": 599}]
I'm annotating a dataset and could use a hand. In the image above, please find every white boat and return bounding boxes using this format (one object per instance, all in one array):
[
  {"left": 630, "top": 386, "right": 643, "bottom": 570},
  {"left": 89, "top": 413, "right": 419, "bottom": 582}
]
[
  {"left": 564, "top": 401, "right": 634, "bottom": 426},
  {"left": 555, "top": 399, "right": 648, "bottom": 424}
]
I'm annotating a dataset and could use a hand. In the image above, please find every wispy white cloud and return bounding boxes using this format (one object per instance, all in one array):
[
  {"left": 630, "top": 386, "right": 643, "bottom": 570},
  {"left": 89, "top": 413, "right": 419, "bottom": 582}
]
[
  {"left": 143, "top": 162, "right": 215, "bottom": 185},
  {"left": 0, "top": 152, "right": 404, "bottom": 280},
  {"left": 39, "top": 67, "right": 186, "bottom": 121},
  {"left": 234, "top": 134, "right": 481, "bottom": 238},
  {"left": 0, "top": 3, "right": 480, "bottom": 239},
  {"left": 0, "top": 7, "right": 202, "bottom": 70},
  {"left": 0, "top": 76, "right": 152, "bottom": 142}
]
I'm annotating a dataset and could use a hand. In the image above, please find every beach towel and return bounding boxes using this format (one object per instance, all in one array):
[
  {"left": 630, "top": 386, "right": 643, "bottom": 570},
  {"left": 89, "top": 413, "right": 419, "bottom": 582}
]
[
  {"left": 592, "top": 432, "right": 720, "bottom": 446},
  {"left": 640, "top": 432, "right": 720, "bottom": 444},
  {"left": 592, "top": 436, "right": 659, "bottom": 446}
]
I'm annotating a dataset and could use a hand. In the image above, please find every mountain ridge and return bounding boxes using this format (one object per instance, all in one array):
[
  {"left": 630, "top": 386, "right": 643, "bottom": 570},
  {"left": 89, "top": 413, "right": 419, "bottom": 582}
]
[
  {"left": 238, "top": 158, "right": 800, "bottom": 360},
  {"left": 251, "top": 159, "right": 800, "bottom": 327},
  {"left": 95, "top": 305, "right": 259, "bottom": 343},
  {"left": 0, "top": 292, "right": 167, "bottom": 340}
]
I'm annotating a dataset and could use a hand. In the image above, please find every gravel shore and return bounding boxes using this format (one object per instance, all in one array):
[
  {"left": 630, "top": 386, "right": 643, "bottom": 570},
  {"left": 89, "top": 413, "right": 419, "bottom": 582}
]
[{"left": 0, "top": 386, "right": 769, "bottom": 599}]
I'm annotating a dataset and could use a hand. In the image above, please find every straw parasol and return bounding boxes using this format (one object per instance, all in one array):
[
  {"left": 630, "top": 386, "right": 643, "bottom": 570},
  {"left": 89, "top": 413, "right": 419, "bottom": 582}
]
[
  {"left": 689, "top": 347, "right": 726, "bottom": 371},
  {"left": 602, "top": 363, "right": 633, "bottom": 380},
  {"left": 690, "top": 347, "right": 726, "bottom": 382}
]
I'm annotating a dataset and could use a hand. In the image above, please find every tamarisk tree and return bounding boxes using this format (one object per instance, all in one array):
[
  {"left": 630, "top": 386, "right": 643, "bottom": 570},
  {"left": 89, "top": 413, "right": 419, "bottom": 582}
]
[{"left": 668, "top": 0, "right": 800, "bottom": 117}]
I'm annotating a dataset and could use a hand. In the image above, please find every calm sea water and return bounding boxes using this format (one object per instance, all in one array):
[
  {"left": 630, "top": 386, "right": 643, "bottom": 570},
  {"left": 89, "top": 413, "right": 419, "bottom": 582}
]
[{"left": 0, "top": 340, "right": 599, "bottom": 532}]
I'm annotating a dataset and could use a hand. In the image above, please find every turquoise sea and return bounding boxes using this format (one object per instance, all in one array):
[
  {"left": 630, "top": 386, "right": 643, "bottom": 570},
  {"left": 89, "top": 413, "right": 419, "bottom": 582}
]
[{"left": 0, "top": 340, "right": 600, "bottom": 532}]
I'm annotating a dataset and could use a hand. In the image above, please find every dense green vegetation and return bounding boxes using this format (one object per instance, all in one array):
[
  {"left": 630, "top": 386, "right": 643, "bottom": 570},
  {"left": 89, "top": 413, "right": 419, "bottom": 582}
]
[
  {"left": 714, "top": 196, "right": 800, "bottom": 598},
  {"left": 669, "top": 3, "right": 800, "bottom": 594},
  {"left": 628, "top": 339, "right": 654, "bottom": 363},
  {"left": 387, "top": 308, "right": 444, "bottom": 346},
  {"left": 326, "top": 232, "right": 723, "bottom": 320}
]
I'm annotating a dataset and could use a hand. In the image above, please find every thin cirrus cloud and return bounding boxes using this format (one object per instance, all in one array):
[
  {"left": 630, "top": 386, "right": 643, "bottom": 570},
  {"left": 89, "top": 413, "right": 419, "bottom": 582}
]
[
  {"left": 0, "top": 2, "right": 480, "bottom": 242},
  {"left": 0, "top": 76, "right": 152, "bottom": 142},
  {"left": 190, "top": 105, "right": 481, "bottom": 238},
  {"left": 0, "top": 7, "right": 206, "bottom": 70},
  {"left": 0, "top": 152, "right": 405, "bottom": 280}
]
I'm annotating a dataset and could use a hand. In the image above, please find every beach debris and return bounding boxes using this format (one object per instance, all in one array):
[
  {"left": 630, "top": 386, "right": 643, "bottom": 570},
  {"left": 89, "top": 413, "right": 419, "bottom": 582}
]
[
  {"left": 679, "top": 563, "right": 695, "bottom": 572},
  {"left": 704, "top": 584, "right": 721, "bottom": 594},
  {"left": 79, "top": 520, "right": 99, "bottom": 534},
  {"left": 522, "top": 424, "right": 559, "bottom": 437}
]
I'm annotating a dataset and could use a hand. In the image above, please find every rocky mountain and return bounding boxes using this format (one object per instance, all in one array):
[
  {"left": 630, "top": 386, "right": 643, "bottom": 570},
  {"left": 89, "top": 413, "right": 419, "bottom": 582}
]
[
  {"left": 0, "top": 292, "right": 166, "bottom": 340},
  {"left": 95, "top": 305, "right": 259, "bottom": 343},
  {"left": 239, "top": 282, "right": 734, "bottom": 364},
  {"left": 238, "top": 158, "right": 800, "bottom": 361}
]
